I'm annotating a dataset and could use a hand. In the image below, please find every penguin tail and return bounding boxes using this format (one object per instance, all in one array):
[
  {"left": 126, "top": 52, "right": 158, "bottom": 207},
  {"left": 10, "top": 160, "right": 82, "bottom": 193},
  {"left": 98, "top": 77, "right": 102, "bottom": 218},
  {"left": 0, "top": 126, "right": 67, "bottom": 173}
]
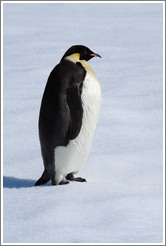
[
  {"left": 35, "top": 169, "right": 53, "bottom": 186},
  {"left": 35, "top": 177, "right": 49, "bottom": 186}
]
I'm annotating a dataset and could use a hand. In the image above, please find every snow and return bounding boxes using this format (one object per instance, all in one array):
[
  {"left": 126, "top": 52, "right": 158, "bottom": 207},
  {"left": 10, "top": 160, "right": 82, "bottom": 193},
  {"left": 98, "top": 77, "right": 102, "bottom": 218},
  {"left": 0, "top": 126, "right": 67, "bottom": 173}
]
[{"left": 2, "top": 2, "right": 164, "bottom": 244}]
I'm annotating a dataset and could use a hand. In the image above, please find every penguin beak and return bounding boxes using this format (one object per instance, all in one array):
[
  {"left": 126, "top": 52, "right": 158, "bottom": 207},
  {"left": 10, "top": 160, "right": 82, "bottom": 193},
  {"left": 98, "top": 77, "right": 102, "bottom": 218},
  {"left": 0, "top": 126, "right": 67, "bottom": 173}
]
[{"left": 90, "top": 53, "right": 102, "bottom": 58}]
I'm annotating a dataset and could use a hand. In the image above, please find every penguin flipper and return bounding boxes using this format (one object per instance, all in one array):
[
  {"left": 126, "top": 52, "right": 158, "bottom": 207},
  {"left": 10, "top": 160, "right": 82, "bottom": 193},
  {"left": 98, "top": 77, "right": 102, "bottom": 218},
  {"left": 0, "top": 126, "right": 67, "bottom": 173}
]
[{"left": 66, "top": 83, "right": 83, "bottom": 140}]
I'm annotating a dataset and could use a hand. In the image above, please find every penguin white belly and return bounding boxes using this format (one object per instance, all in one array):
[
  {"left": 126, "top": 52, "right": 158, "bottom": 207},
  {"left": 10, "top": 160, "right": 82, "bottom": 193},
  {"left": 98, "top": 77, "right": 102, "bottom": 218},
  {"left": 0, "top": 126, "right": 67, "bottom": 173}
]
[{"left": 54, "top": 65, "right": 101, "bottom": 183}]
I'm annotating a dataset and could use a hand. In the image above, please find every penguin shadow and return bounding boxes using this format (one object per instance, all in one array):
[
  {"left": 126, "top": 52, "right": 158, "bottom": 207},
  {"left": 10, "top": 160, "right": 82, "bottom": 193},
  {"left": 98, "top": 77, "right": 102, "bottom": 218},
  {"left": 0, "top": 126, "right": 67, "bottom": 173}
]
[{"left": 3, "top": 176, "right": 36, "bottom": 189}]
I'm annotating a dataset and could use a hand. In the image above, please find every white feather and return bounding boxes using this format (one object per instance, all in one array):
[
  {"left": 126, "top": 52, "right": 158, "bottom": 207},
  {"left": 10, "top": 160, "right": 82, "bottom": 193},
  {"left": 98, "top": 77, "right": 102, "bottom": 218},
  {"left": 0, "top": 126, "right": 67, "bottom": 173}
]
[{"left": 54, "top": 55, "right": 101, "bottom": 184}]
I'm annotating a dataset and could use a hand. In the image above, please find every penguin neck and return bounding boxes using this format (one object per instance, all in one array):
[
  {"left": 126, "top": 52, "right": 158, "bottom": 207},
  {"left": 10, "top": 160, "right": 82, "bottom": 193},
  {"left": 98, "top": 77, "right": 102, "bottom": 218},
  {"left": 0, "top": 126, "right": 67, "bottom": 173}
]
[
  {"left": 65, "top": 53, "right": 81, "bottom": 63},
  {"left": 64, "top": 53, "right": 96, "bottom": 75}
]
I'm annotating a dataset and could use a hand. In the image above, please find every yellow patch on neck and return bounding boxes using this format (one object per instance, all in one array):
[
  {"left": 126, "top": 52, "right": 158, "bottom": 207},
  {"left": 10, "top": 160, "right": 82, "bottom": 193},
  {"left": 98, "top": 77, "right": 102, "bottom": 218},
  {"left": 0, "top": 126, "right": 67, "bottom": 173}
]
[
  {"left": 65, "top": 53, "right": 96, "bottom": 76},
  {"left": 65, "top": 53, "right": 80, "bottom": 63}
]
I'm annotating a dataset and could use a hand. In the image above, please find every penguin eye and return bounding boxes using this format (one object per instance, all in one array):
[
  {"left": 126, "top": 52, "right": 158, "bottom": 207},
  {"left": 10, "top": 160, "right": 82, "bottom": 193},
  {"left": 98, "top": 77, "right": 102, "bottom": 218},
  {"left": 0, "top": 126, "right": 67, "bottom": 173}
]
[
  {"left": 80, "top": 50, "right": 88, "bottom": 61},
  {"left": 84, "top": 50, "right": 88, "bottom": 56},
  {"left": 79, "top": 52, "right": 84, "bottom": 60}
]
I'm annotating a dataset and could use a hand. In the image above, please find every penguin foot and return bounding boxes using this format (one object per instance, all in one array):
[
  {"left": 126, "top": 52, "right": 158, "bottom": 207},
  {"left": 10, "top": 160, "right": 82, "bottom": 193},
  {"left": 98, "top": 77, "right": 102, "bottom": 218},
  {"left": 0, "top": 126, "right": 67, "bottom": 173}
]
[
  {"left": 66, "top": 173, "right": 87, "bottom": 182},
  {"left": 73, "top": 177, "right": 87, "bottom": 182},
  {"left": 59, "top": 180, "right": 69, "bottom": 185},
  {"left": 52, "top": 179, "right": 69, "bottom": 185}
]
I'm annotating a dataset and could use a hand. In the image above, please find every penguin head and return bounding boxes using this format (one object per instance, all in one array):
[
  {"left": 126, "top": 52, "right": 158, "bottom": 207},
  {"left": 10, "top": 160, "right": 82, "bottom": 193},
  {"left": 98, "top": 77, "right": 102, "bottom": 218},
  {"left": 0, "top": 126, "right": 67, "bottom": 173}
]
[{"left": 61, "top": 45, "right": 101, "bottom": 62}]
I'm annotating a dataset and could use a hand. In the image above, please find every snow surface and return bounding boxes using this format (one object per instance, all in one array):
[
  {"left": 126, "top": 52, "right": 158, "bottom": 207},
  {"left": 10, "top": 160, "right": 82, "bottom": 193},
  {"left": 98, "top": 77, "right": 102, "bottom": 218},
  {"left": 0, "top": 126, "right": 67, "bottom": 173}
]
[{"left": 2, "top": 2, "right": 163, "bottom": 244}]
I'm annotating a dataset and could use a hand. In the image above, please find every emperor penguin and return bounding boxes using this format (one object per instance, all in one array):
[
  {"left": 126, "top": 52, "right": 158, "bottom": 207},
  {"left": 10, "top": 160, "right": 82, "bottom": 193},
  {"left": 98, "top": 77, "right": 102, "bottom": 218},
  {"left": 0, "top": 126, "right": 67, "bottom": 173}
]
[{"left": 35, "top": 45, "right": 101, "bottom": 186}]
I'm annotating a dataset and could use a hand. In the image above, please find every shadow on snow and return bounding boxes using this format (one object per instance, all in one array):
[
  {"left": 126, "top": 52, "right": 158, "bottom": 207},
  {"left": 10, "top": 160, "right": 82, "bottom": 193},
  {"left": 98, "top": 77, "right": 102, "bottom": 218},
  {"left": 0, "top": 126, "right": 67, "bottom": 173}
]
[{"left": 3, "top": 176, "right": 36, "bottom": 188}]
